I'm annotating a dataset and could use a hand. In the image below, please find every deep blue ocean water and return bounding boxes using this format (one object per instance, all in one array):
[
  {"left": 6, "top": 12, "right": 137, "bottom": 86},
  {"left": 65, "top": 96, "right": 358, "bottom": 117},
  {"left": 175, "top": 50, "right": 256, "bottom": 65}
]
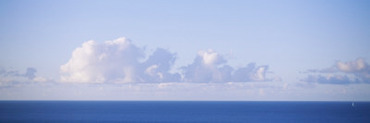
[{"left": 0, "top": 101, "right": 369, "bottom": 123}]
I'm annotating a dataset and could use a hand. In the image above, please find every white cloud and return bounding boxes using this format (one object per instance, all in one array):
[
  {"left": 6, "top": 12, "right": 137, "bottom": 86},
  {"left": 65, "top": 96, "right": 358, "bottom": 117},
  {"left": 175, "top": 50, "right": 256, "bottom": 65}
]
[
  {"left": 303, "top": 58, "right": 370, "bottom": 84},
  {"left": 141, "top": 48, "right": 181, "bottom": 82},
  {"left": 252, "top": 66, "right": 268, "bottom": 81},
  {"left": 336, "top": 58, "right": 367, "bottom": 73},
  {"left": 182, "top": 50, "right": 272, "bottom": 83},
  {"left": 198, "top": 49, "right": 225, "bottom": 65},
  {"left": 60, "top": 37, "right": 180, "bottom": 83},
  {"left": 181, "top": 49, "right": 227, "bottom": 82},
  {"left": 60, "top": 37, "right": 275, "bottom": 83},
  {"left": 60, "top": 37, "right": 144, "bottom": 83}
]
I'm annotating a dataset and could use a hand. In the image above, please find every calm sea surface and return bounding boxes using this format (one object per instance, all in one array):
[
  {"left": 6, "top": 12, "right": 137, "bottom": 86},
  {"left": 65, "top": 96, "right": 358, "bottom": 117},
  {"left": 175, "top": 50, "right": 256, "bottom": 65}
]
[{"left": 0, "top": 101, "right": 369, "bottom": 123}]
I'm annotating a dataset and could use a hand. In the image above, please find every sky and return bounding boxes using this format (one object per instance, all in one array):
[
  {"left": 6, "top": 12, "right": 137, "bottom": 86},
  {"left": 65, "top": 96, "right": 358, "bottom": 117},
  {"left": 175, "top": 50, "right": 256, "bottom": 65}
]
[{"left": 0, "top": 0, "right": 370, "bottom": 101}]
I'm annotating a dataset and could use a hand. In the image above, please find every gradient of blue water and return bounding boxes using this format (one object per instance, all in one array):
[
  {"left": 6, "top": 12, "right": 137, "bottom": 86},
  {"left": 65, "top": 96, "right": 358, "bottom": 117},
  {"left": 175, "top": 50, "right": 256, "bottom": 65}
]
[{"left": 0, "top": 101, "right": 369, "bottom": 123}]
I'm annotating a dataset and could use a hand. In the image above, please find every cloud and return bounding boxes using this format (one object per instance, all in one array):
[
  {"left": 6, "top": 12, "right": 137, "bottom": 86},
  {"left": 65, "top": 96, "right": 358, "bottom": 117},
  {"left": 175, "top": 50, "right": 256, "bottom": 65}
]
[
  {"left": 302, "top": 58, "right": 370, "bottom": 84},
  {"left": 24, "top": 68, "right": 37, "bottom": 80},
  {"left": 232, "top": 63, "right": 269, "bottom": 82},
  {"left": 303, "top": 74, "right": 355, "bottom": 84},
  {"left": 60, "top": 37, "right": 180, "bottom": 83},
  {"left": 181, "top": 49, "right": 228, "bottom": 82},
  {"left": 61, "top": 37, "right": 274, "bottom": 83},
  {"left": 60, "top": 38, "right": 144, "bottom": 83},
  {"left": 141, "top": 48, "right": 181, "bottom": 82},
  {"left": 0, "top": 67, "right": 47, "bottom": 86},
  {"left": 181, "top": 49, "right": 271, "bottom": 83},
  {"left": 0, "top": 67, "right": 36, "bottom": 81}
]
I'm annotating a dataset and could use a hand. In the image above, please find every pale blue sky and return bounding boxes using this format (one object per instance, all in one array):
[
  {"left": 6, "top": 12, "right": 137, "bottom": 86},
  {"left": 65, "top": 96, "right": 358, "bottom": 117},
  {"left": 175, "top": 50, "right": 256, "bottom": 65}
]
[{"left": 1, "top": 0, "right": 370, "bottom": 100}]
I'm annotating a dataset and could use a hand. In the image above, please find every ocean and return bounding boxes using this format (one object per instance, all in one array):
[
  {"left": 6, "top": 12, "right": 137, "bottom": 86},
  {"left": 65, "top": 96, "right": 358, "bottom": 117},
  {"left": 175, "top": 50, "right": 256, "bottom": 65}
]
[{"left": 0, "top": 101, "right": 369, "bottom": 123}]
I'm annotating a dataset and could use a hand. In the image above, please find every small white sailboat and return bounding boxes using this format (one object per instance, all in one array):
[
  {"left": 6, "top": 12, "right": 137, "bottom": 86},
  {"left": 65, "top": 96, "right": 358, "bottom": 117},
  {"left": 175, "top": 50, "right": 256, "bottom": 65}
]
[{"left": 352, "top": 102, "right": 355, "bottom": 107}]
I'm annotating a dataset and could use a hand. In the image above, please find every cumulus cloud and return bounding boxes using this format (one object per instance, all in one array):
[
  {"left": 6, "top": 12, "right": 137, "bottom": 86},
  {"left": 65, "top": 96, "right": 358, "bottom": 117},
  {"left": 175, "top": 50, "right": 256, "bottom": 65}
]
[
  {"left": 60, "top": 37, "right": 180, "bottom": 83},
  {"left": 61, "top": 37, "right": 274, "bottom": 83},
  {"left": 232, "top": 63, "right": 269, "bottom": 82},
  {"left": 181, "top": 49, "right": 228, "bottom": 82},
  {"left": 141, "top": 48, "right": 181, "bottom": 82},
  {"left": 60, "top": 38, "right": 143, "bottom": 83},
  {"left": 181, "top": 49, "right": 271, "bottom": 83},
  {"left": 302, "top": 58, "right": 370, "bottom": 84}
]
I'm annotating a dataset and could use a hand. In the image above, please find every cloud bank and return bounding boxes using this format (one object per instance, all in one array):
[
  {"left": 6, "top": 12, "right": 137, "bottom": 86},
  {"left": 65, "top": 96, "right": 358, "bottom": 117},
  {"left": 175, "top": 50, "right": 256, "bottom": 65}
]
[
  {"left": 302, "top": 58, "right": 370, "bottom": 84},
  {"left": 0, "top": 67, "right": 47, "bottom": 86},
  {"left": 60, "top": 37, "right": 273, "bottom": 83}
]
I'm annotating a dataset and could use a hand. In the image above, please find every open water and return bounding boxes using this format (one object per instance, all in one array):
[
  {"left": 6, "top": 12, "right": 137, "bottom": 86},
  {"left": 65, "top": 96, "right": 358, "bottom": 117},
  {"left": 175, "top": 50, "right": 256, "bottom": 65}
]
[{"left": 0, "top": 101, "right": 369, "bottom": 122}]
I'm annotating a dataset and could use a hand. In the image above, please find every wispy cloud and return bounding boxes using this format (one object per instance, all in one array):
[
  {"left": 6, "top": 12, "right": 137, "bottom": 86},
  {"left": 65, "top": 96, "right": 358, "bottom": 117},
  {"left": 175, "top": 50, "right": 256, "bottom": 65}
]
[
  {"left": 60, "top": 37, "right": 275, "bottom": 83},
  {"left": 302, "top": 58, "right": 370, "bottom": 84}
]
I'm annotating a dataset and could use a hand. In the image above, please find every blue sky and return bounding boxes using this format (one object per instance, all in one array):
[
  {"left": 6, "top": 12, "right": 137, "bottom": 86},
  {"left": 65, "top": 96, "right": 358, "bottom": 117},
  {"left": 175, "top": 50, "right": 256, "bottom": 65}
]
[{"left": 1, "top": 0, "right": 370, "bottom": 101}]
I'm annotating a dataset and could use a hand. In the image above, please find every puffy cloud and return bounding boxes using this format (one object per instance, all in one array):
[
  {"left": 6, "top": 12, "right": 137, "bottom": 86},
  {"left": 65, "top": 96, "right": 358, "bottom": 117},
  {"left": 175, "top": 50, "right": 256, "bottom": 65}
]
[
  {"left": 181, "top": 49, "right": 228, "bottom": 82},
  {"left": 232, "top": 63, "right": 269, "bottom": 82},
  {"left": 198, "top": 50, "right": 226, "bottom": 65},
  {"left": 60, "top": 37, "right": 180, "bottom": 83},
  {"left": 302, "top": 58, "right": 370, "bottom": 84},
  {"left": 141, "top": 48, "right": 181, "bottom": 82},
  {"left": 60, "top": 38, "right": 144, "bottom": 83},
  {"left": 61, "top": 37, "right": 274, "bottom": 83},
  {"left": 181, "top": 50, "right": 271, "bottom": 83},
  {"left": 336, "top": 58, "right": 368, "bottom": 73}
]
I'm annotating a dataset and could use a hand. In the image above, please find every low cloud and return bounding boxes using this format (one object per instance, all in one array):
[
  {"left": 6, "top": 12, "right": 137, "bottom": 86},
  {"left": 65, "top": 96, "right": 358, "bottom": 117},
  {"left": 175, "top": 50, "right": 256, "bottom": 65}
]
[
  {"left": 60, "top": 37, "right": 274, "bottom": 83},
  {"left": 60, "top": 38, "right": 144, "bottom": 83},
  {"left": 182, "top": 50, "right": 270, "bottom": 82},
  {"left": 302, "top": 58, "right": 370, "bottom": 84},
  {"left": 141, "top": 48, "right": 181, "bottom": 82},
  {"left": 0, "top": 67, "right": 36, "bottom": 80},
  {"left": 60, "top": 37, "right": 180, "bottom": 83},
  {"left": 0, "top": 67, "right": 47, "bottom": 86},
  {"left": 181, "top": 49, "right": 229, "bottom": 82}
]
